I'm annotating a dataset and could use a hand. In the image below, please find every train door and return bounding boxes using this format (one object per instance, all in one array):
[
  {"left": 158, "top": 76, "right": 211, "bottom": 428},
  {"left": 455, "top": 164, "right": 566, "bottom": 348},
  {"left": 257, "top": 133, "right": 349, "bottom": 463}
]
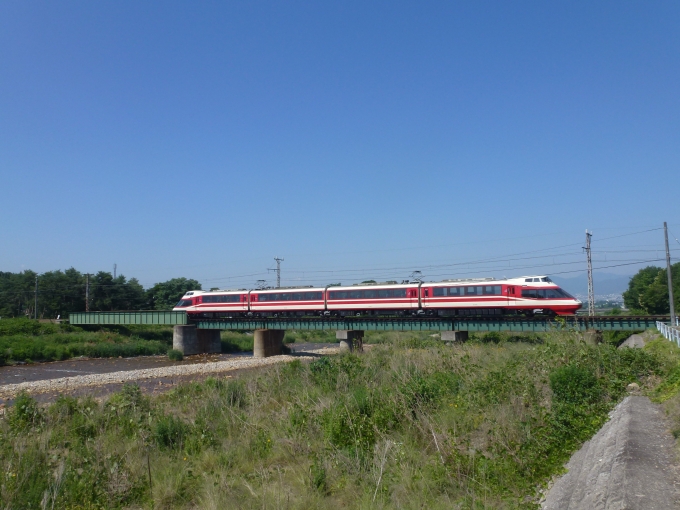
[
  {"left": 421, "top": 287, "right": 430, "bottom": 311},
  {"left": 240, "top": 294, "right": 248, "bottom": 311},
  {"left": 506, "top": 286, "right": 516, "bottom": 308},
  {"left": 407, "top": 288, "right": 418, "bottom": 310}
]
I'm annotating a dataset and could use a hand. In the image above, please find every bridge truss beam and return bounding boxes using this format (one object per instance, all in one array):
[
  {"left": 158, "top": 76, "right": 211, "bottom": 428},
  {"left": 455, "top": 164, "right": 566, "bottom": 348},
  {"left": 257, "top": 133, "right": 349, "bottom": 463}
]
[{"left": 68, "top": 312, "right": 666, "bottom": 332}]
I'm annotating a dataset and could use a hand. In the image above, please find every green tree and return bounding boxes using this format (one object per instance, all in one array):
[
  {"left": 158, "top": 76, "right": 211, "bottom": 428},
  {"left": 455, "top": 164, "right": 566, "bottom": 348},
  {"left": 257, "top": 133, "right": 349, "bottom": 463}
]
[
  {"left": 90, "top": 272, "right": 147, "bottom": 311},
  {"left": 623, "top": 263, "right": 680, "bottom": 315},
  {"left": 147, "top": 278, "right": 202, "bottom": 310},
  {"left": 623, "top": 266, "right": 662, "bottom": 312},
  {"left": 0, "top": 270, "right": 37, "bottom": 318}
]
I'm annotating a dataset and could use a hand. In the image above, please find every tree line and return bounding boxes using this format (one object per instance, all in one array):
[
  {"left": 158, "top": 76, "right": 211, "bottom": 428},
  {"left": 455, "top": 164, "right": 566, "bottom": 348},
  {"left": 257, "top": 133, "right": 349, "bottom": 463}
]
[
  {"left": 623, "top": 262, "right": 680, "bottom": 315},
  {"left": 0, "top": 269, "right": 201, "bottom": 319}
]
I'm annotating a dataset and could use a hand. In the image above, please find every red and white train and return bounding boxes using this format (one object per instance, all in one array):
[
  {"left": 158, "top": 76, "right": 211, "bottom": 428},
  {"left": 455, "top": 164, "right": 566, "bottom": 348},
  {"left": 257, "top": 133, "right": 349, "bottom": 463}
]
[{"left": 173, "top": 275, "right": 581, "bottom": 318}]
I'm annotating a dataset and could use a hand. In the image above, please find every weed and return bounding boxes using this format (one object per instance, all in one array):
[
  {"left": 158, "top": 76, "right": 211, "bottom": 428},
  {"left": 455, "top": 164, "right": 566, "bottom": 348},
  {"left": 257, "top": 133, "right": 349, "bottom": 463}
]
[
  {"left": 8, "top": 392, "right": 42, "bottom": 430},
  {"left": 154, "top": 415, "right": 191, "bottom": 450},
  {"left": 167, "top": 349, "right": 183, "bottom": 361}
]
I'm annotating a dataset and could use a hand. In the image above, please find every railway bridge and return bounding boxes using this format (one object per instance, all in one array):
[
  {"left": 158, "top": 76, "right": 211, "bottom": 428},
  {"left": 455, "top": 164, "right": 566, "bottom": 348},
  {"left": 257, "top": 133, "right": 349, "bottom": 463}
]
[{"left": 69, "top": 312, "right": 668, "bottom": 357}]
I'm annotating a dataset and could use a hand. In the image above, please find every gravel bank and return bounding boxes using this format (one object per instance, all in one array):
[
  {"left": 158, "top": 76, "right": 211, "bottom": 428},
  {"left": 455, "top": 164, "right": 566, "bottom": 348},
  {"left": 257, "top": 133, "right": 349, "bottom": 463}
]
[{"left": 0, "top": 347, "right": 339, "bottom": 399}]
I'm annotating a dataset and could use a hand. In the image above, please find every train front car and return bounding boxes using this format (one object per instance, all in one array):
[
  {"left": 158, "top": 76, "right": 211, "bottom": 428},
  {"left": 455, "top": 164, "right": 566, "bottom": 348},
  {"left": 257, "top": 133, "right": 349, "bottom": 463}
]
[
  {"left": 420, "top": 276, "right": 581, "bottom": 316},
  {"left": 172, "top": 290, "right": 202, "bottom": 314},
  {"left": 512, "top": 276, "right": 582, "bottom": 316}
]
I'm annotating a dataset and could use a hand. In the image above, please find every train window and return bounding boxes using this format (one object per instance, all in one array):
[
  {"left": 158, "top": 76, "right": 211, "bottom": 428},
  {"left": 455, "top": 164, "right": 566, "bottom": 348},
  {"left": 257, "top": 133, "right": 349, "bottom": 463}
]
[
  {"left": 328, "top": 289, "right": 406, "bottom": 300},
  {"left": 558, "top": 288, "right": 573, "bottom": 298},
  {"left": 541, "top": 277, "right": 552, "bottom": 282},
  {"left": 259, "top": 292, "right": 323, "bottom": 302},
  {"left": 448, "top": 287, "right": 462, "bottom": 296},
  {"left": 433, "top": 288, "right": 445, "bottom": 297},
  {"left": 522, "top": 289, "right": 538, "bottom": 299},
  {"left": 482, "top": 285, "right": 502, "bottom": 295},
  {"left": 203, "top": 295, "right": 241, "bottom": 303}
]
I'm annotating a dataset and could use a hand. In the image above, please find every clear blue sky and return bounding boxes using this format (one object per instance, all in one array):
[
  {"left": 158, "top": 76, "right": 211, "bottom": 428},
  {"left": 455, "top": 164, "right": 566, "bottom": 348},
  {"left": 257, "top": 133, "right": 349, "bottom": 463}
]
[{"left": 1, "top": 1, "right": 679, "bottom": 289}]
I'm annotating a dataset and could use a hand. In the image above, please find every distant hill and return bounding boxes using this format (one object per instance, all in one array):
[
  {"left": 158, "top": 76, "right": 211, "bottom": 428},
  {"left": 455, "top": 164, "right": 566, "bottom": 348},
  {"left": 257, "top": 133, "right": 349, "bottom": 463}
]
[{"left": 551, "top": 273, "right": 632, "bottom": 298}]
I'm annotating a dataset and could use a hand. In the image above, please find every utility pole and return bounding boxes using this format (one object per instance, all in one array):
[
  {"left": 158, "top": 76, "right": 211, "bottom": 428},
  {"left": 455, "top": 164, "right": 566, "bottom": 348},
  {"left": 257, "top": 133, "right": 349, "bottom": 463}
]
[
  {"left": 113, "top": 263, "right": 117, "bottom": 279},
  {"left": 34, "top": 275, "right": 38, "bottom": 320},
  {"left": 274, "top": 257, "right": 284, "bottom": 288},
  {"left": 85, "top": 274, "right": 90, "bottom": 312},
  {"left": 664, "top": 222, "right": 676, "bottom": 326},
  {"left": 584, "top": 230, "right": 595, "bottom": 317}
]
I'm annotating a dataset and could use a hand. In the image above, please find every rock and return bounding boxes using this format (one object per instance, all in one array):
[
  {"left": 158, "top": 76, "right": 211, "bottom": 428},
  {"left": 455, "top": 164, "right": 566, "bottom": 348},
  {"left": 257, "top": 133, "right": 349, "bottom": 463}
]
[{"left": 626, "top": 382, "right": 640, "bottom": 392}]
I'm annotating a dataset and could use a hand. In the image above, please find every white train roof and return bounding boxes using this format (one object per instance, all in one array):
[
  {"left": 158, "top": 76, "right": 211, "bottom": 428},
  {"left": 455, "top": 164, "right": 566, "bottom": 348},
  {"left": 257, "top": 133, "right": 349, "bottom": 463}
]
[{"left": 181, "top": 275, "right": 561, "bottom": 298}]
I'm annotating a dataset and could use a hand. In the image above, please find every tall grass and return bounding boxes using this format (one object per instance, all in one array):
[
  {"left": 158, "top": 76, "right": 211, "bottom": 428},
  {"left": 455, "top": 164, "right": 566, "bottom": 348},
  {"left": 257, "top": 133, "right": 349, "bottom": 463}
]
[{"left": 0, "top": 331, "right": 669, "bottom": 509}]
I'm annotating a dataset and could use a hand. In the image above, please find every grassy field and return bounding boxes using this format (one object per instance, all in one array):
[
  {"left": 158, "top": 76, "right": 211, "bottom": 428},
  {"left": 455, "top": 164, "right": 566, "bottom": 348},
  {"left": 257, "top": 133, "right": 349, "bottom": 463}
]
[
  {"left": 0, "top": 319, "right": 319, "bottom": 363},
  {"left": 0, "top": 330, "right": 673, "bottom": 509},
  {"left": 0, "top": 319, "right": 174, "bottom": 364}
]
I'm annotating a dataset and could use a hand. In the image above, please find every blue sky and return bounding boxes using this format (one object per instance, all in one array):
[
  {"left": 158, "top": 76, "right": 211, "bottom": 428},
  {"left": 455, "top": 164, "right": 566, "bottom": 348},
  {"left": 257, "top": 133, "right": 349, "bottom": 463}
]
[{"left": 1, "top": 1, "right": 679, "bottom": 290}]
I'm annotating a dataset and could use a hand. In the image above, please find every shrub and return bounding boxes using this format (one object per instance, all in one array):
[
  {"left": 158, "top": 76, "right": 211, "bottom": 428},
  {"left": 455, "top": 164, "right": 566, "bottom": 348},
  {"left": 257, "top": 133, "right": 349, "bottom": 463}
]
[
  {"left": 223, "top": 380, "right": 247, "bottom": 408},
  {"left": 9, "top": 392, "right": 42, "bottom": 430},
  {"left": 482, "top": 331, "right": 503, "bottom": 343},
  {"left": 250, "top": 428, "right": 273, "bottom": 457},
  {"left": 167, "top": 349, "right": 184, "bottom": 361},
  {"left": 107, "top": 383, "right": 147, "bottom": 413},
  {"left": 310, "top": 457, "right": 327, "bottom": 492},
  {"left": 221, "top": 331, "right": 254, "bottom": 352},
  {"left": 549, "top": 364, "right": 599, "bottom": 404},
  {"left": 154, "top": 415, "right": 191, "bottom": 450},
  {"left": 603, "top": 330, "right": 641, "bottom": 347}
]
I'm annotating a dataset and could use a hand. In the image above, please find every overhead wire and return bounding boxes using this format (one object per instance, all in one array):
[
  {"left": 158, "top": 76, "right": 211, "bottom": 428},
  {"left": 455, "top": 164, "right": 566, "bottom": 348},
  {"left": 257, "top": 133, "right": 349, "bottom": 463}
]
[{"left": 0, "top": 226, "right": 673, "bottom": 297}]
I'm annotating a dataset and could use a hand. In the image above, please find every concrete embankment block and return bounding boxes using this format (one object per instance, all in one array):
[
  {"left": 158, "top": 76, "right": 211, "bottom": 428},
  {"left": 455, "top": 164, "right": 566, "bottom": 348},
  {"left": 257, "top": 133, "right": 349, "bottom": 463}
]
[{"left": 542, "top": 396, "right": 680, "bottom": 509}]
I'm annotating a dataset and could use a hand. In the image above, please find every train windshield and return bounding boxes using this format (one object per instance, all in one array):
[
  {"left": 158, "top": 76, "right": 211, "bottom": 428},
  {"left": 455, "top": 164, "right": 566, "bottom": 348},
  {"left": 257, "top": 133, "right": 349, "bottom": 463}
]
[
  {"left": 175, "top": 299, "right": 193, "bottom": 307},
  {"left": 522, "top": 288, "right": 573, "bottom": 299}
]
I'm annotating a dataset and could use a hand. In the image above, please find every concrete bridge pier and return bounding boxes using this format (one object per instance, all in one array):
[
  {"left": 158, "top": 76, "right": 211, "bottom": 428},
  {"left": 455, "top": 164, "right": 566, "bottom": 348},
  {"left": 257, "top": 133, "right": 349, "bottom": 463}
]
[
  {"left": 336, "top": 330, "right": 364, "bottom": 352},
  {"left": 253, "top": 329, "right": 285, "bottom": 358},
  {"left": 441, "top": 331, "right": 469, "bottom": 344},
  {"left": 583, "top": 329, "right": 603, "bottom": 345},
  {"left": 173, "top": 325, "right": 199, "bottom": 355},
  {"left": 198, "top": 329, "right": 221, "bottom": 354},
  {"left": 173, "top": 325, "right": 222, "bottom": 355}
]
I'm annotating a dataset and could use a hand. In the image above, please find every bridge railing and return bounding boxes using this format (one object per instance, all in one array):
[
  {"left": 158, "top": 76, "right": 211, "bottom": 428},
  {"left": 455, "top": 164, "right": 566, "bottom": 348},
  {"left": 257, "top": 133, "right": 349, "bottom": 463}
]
[{"left": 656, "top": 321, "right": 680, "bottom": 347}]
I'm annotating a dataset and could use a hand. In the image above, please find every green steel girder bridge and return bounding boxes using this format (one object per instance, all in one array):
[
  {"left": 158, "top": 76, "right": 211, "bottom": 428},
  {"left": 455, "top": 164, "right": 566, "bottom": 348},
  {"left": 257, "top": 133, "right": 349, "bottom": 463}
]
[{"left": 69, "top": 312, "right": 668, "bottom": 332}]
